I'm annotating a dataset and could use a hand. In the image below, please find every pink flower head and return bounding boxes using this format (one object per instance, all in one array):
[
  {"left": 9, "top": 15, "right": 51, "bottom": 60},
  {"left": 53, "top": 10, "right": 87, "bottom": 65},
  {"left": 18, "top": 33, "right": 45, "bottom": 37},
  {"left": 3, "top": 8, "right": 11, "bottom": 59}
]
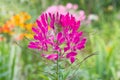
[
  {"left": 66, "top": 3, "right": 73, "bottom": 9},
  {"left": 79, "top": 10, "right": 86, "bottom": 21},
  {"left": 73, "top": 4, "right": 78, "bottom": 10},
  {"left": 45, "top": 3, "right": 86, "bottom": 21},
  {"left": 28, "top": 12, "right": 87, "bottom": 63}
]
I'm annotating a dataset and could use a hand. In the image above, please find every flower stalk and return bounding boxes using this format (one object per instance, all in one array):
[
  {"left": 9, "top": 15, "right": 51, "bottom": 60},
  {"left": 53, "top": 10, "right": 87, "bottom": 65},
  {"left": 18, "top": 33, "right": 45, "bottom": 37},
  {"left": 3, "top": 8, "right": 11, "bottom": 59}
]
[
  {"left": 57, "top": 56, "right": 60, "bottom": 80},
  {"left": 28, "top": 12, "right": 87, "bottom": 78}
]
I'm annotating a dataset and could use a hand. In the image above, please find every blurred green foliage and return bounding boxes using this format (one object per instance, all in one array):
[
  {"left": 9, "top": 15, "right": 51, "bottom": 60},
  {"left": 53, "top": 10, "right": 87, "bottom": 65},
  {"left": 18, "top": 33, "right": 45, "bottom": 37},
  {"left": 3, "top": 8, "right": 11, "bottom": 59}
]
[{"left": 0, "top": 0, "right": 120, "bottom": 80}]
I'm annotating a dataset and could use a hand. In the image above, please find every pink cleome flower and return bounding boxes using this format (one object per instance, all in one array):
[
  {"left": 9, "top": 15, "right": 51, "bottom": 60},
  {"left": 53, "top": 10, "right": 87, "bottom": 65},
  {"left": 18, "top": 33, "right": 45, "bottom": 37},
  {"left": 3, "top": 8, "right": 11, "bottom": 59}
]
[
  {"left": 45, "top": 3, "right": 86, "bottom": 22},
  {"left": 28, "top": 12, "right": 87, "bottom": 63}
]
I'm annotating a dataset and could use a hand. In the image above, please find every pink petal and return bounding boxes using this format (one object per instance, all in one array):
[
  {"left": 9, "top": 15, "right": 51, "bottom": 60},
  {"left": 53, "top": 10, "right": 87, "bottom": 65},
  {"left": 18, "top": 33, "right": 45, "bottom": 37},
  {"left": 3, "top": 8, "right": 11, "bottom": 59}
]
[
  {"left": 59, "top": 37, "right": 65, "bottom": 44},
  {"left": 32, "top": 27, "right": 39, "bottom": 34},
  {"left": 50, "top": 19, "right": 55, "bottom": 29},
  {"left": 54, "top": 45, "right": 61, "bottom": 52},
  {"left": 36, "top": 19, "right": 43, "bottom": 28},
  {"left": 49, "top": 14, "right": 55, "bottom": 29},
  {"left": 41, "top": 14, "right": 47, "bottom": 27},
  {"left": 64, "top": 42, "right": 70, "bottom": 52},
  {"left": 42, "top": 53, "right": 58, "bottom": 60},
  {"left": 40, "top": 26, "right": 46, "bottom": 34},
  {"left": 28, "top": 45, "right": 35, "bottom": 49},
  {"left": 47, "top": 54, "right": 58, "bottom": 60},
  {"left": 66, "top": 52, "right": 77, "bottom": 58},
  {"left": 76, "top": 38, "right": 86, "bottom": 50},
  {"left": 75, "top": 21, "right": 80, "bottom": 30},
  {"left": 34, "top": 34, "right": 43, "bottom": 41},
  {"left": 82, "top": 38, "right": 87, "bottom": 42},
  {"left": 57, "top": 32, "right": 62, "bottom": 41},
  {"left": 28, "top": 42, "right": 40, "bottom": 49},
  {"left": 77, "top": 45, "right": 85, "bottom": 50},
  {"left": 70, "top": 56, "right": 76, "bottom": 63},
  {"left": 78, "top": 32, "right": 83, "bottom": 36},
  {"left": 73, "top": 37, "right": 80, "bottom": 44},
  {"left": 36, "top": 20, "right": 46, "bottom": 33},
  {"left": 64, "top": 46, "right": 70, "bottom": 52}
]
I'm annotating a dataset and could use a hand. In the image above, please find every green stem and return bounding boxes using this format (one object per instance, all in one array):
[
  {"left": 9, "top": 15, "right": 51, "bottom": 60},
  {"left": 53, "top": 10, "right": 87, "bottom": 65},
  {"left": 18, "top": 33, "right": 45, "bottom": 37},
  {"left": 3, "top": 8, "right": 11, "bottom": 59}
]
[
  {"left": 57, "top": 59, "right": 59, "bottom": 80},
  {"left": 57, "top": 53, "right": 60, "bottom": 80}
]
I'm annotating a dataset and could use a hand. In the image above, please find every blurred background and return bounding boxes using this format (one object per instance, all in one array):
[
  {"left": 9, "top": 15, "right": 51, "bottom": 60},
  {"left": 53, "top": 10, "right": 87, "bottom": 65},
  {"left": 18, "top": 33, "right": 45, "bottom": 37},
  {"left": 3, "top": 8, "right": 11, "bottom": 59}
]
[{"left": 0, "top": 0, "right": 120, "bottom": 80}]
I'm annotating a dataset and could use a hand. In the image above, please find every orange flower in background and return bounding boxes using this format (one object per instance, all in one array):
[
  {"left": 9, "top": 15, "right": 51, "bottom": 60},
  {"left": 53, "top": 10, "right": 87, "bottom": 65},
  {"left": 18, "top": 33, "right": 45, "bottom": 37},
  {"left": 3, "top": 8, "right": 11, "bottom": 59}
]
[
  {"left": 10, "top": 12, "right": 31, "bottom": 28},
  {"left": 2, "top": 25, "right": 12, "bottom": 35},
  {"left": 24, "top": 22, "right": 37, "bottom": 39},
  {"left": 1, "top": 20, "right": 14, "bottom": 35},
  {"left": 2, "top": 26, "right": 10, "bottom": 33},
  {"left": 5, "top": 20, "right": 15, "bottom": 30},
  {"left": 0, "top": 12, "right": 34, "bottom": 41},
  {"left": 24, "top": 23, "right": 33, "bottom": 31},
  {"left": 19, "top": 12, "right": 31, "bottom": 20},
  {"left": 11, "top": 14, "right": 20, "bottom": 26}
]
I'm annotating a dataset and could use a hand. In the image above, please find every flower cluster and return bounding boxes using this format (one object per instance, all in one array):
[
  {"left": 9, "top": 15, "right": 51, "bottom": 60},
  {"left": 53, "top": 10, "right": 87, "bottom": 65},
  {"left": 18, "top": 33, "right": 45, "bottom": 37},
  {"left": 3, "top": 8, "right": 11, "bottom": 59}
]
[
  {"left": 0, "top": 12, "right": 35, "bottom": 41},
  {"left": 28, "top": 12, "right": 87, "bottom": 63},
  {"left": 45, "top": 3, "right": 99, "bottom": 26},
  {"left": 45, "top": 3, "right": 86, "bottom": 22}
]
